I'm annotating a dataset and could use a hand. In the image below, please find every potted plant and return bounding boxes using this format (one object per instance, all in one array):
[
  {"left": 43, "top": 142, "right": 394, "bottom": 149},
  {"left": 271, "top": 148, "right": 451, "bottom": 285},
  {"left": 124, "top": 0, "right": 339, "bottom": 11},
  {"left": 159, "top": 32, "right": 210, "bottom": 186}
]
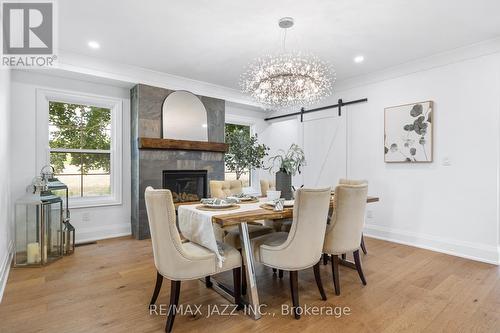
[
  {"left": 225, "top": 128, "right": 269, "bottom": 183},
  {"left": 265, "top": 144, "right": 306, "bottom": 199}
]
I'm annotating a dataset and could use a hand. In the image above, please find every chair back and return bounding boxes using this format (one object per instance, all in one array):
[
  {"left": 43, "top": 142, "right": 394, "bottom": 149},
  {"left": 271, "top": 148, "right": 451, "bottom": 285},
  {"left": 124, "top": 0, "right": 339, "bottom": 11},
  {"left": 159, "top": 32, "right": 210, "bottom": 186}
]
[
  {"left": 339, "top": 178, "right": 368, "bottom": 185},
  {"left": 260, "top": 179, "right": 276, "bottom": 196},
  {"left": 209, "top": 180, "right": 242, "bottom": 198},
  {"left": 144, "top": 187, "right": 187, "bottom": 279},
  {"left": 276, "top": 188, "right": 331, "bottom": 269},
  {"left": 323, "top": 183, "right": 368, "bottom": 254}
]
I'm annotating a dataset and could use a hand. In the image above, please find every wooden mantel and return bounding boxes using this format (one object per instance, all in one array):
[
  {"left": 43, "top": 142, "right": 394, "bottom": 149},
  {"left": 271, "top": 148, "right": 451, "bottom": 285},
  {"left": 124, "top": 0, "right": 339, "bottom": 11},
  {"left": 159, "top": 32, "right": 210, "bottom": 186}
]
[{"left": 138, "top": 137, "right": 228, "bottom": 153}]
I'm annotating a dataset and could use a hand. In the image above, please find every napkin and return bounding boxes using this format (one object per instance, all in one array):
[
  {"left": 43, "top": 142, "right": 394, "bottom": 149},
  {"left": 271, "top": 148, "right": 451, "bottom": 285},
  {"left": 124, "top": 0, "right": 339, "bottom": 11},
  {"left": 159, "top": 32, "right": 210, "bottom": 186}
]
[{"left": 200, "top": 198, "right": 238, "bottom": 205}]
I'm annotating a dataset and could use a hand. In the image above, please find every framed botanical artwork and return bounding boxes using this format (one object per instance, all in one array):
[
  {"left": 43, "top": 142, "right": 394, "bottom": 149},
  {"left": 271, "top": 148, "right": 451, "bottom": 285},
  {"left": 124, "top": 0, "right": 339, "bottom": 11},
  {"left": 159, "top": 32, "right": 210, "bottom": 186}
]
[{"left": 384, "top": 101, "right": 433, "bottom": 163}]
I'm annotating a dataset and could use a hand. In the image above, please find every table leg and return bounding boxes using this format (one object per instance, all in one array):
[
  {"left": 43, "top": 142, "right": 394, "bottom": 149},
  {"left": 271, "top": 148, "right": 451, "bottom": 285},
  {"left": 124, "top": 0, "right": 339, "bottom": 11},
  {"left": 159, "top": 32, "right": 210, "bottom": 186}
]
[{"left": 238, "top": 221, "right": 261, "bottom": 320}]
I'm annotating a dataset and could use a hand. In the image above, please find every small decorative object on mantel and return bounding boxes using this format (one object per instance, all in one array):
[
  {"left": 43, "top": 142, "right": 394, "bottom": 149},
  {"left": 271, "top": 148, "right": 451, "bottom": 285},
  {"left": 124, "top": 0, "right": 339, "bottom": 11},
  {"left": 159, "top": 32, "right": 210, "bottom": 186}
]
[
  {"left": 265, "top": 144, "right": 306, "bottom": 200},
  {"left": 384, "top": 101, "right": 433, "bottom": 163}
]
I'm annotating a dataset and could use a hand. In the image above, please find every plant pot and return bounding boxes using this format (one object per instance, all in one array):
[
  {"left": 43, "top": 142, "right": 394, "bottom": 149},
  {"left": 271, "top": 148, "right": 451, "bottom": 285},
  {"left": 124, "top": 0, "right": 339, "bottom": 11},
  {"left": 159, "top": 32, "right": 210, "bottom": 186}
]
[{"left": 275, "top": 170, "right": 293, "bottom": 200}]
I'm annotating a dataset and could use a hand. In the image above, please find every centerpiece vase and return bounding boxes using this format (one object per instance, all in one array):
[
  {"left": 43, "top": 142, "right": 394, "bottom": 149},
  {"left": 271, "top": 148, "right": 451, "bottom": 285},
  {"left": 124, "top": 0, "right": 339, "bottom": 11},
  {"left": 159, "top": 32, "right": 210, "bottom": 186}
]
[{"left": 275, "top": 170, "right": 293, "bottom": 200}]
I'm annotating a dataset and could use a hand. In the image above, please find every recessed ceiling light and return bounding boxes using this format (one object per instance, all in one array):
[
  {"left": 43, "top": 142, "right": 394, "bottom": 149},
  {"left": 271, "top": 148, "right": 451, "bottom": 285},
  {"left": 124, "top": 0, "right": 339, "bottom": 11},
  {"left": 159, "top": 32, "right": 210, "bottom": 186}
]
[
  {"left": 202, "top": 123, "right": 208, "bottom": 128},
  {"left": 354, "top": 55, "right": 364, "bottom": 63},
  {"left": 88, "top": 41, "right": 100, "bottom": 49}
]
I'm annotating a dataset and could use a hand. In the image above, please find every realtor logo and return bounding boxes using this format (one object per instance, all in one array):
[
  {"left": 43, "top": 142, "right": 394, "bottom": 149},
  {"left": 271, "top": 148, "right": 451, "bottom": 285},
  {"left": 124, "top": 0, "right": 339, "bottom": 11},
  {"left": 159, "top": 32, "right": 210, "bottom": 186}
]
[{"left": 1, "top": 1, "right": 56, "bottom": 67}]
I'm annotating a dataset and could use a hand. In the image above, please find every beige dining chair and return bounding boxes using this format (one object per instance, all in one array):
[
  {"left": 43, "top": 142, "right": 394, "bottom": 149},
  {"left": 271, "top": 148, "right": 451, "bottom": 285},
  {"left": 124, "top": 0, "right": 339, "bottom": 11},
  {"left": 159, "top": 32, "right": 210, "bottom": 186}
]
[
  {"left": 208, "top": 179, "right": 273, "bottom": 293},
  {"left": 339, "top": 178, "right": 368, "bottom": 255},
  {"left": 323, "top": 183, "right": 368, "bottom": 295},
  {"left": 145, "top": 187, "right": 242, "bottom": 332},
  {"left": 259, "top": 179, "right": 276, "bottom": 196},
  {"left": 250, "top": 188, "right": 331, "bottom": 319},
  {"left": 209, "top": 180, "right": 243, "bottom": 199}
]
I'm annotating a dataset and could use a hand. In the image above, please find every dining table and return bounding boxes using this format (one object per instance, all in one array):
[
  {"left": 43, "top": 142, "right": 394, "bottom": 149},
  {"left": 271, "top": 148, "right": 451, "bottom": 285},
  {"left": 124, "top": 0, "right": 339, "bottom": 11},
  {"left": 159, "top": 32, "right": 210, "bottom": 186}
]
[{"left": 177, "top": 195, "right": 380, "bottom": 320}]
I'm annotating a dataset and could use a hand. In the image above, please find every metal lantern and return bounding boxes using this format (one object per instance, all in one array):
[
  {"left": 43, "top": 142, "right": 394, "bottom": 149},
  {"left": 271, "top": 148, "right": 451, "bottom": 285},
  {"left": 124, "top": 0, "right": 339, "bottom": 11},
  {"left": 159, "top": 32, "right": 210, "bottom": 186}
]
[
  {"left": 14, "top": 176, "right": 64, "bottom": 267},
  {"left": 44, "top": 169, "right": 75, "bottom": 255}
]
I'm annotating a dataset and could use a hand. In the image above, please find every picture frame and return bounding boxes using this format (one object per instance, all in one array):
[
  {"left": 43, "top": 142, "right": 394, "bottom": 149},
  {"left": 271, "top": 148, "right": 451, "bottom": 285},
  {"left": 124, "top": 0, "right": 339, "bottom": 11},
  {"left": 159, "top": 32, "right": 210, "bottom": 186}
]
[{"left": 384, "top": 101, "right": 433, "bottom": 163}]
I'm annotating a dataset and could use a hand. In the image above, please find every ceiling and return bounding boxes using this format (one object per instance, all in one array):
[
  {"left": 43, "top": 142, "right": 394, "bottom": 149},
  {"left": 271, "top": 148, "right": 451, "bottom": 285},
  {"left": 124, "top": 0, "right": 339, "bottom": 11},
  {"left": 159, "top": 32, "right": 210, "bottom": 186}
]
[{"left": 58, "top": 0, "right": 500, "bottom": 91}]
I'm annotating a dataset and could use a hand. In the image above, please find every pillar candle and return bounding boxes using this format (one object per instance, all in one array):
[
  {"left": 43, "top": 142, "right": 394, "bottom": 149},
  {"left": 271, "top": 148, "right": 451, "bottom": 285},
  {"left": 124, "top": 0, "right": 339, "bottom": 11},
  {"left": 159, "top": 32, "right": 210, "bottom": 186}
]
[{"left": 27, "top": 242, "right": 41, "bottom": 264}]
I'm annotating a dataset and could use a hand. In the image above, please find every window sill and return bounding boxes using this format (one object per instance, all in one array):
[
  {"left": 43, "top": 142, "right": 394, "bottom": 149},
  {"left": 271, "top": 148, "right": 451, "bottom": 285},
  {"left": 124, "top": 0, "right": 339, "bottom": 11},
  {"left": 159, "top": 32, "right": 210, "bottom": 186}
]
[{"left": 68, "top": 196, "right": 122, "bottom": 209}]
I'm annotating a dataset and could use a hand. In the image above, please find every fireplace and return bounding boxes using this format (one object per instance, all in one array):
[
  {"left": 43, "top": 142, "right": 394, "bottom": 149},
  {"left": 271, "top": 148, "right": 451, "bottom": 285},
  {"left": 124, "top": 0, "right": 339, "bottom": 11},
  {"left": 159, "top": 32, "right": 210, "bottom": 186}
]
[{"left": 162, "top": 170, "right": 208, "bottom": 203}]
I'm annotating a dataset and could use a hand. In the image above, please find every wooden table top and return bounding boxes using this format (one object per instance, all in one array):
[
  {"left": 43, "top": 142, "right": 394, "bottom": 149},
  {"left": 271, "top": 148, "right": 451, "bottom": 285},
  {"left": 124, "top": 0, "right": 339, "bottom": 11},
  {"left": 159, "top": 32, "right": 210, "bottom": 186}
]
[{"left": 211, "top": 196, "right": 379, "bottom": 227}]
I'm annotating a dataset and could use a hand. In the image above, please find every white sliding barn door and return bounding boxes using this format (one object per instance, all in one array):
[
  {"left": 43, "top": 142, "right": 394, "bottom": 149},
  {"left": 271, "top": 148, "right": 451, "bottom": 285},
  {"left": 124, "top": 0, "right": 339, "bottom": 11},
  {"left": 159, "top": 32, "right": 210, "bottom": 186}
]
[{"left": 300, "top": 108, "right": 347, "bottom": 188}]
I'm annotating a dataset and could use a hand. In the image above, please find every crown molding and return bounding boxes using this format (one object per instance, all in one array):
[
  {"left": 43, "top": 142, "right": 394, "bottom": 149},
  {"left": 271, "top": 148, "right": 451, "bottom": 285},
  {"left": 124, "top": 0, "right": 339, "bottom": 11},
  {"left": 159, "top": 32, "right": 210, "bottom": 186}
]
[
  {"left": 54, "top": 50, "right": 262, "bottom": 107},
  {"left": 334, "top": 37, "right": 500, "bottom": 92},
  {"left": 52, "top": 38, "right": 500, "bottom": 110}
]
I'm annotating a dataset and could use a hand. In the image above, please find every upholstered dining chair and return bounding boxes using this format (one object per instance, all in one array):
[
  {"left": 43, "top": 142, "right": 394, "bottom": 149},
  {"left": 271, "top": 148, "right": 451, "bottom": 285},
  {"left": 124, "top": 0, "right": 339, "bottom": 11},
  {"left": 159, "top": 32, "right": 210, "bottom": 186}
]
[
  {"left": 210, "top": 180, "right": 243, "bottom": 199},
  {"left": 323, "top": 183, "right": 368, "bottom": 295},
  {"left": 145, "top": 187, "right": 242, "bottom": 333},
  {"left": 259, "top": 179, "right": 276, "bottom": 196},
  {"left": 250, "top": 188, "right": 331, "bottom": 319},
  {"left": 339, "top": 178, "right": 368, "bottom": 255},
  {"left": 208, "top": 179, "right": 273, "bottom": 293}
]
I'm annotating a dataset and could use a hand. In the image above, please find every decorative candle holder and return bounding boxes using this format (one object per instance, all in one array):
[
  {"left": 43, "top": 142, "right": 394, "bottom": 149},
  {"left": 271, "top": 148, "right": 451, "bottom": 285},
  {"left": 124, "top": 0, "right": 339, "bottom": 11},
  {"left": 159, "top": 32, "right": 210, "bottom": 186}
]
[
  {"left": 13, "top": 176, "right": 64, "bottom": 267},
  {"left": 44, "top": 170, "right": 74, "bottom": 256}
]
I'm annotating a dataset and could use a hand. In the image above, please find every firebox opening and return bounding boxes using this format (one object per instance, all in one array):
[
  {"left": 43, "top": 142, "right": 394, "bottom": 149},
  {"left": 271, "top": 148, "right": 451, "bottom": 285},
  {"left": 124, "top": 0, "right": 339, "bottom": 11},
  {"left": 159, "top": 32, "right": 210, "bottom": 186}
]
[{"left": 162, "top": 170, "right": 208, "bottom": 203}]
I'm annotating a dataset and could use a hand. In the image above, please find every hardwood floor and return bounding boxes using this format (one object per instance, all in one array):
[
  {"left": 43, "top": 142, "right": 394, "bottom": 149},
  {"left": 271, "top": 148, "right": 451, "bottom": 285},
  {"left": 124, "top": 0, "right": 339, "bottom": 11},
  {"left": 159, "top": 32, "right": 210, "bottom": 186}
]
[{"left": 0, "top": 236, "right": 498, "bottom": 332}]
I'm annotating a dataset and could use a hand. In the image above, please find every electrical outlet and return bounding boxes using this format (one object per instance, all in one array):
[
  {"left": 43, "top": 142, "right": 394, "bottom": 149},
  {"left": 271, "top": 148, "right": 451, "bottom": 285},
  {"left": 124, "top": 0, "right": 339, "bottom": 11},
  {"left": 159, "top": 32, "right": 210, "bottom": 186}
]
[
  {"left": 366, "top": 210, "right": 373, "bottom": 219},
  {"left": 82, "top": 212, "right": 90, "bottom": 222}
]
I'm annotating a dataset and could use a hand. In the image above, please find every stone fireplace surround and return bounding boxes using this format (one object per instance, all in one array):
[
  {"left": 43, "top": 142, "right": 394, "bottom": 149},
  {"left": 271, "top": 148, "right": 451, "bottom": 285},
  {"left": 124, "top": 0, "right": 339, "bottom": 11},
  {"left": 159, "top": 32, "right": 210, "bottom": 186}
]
[{"left": 130, "top": 84, "right": 225, "bottom": 240}]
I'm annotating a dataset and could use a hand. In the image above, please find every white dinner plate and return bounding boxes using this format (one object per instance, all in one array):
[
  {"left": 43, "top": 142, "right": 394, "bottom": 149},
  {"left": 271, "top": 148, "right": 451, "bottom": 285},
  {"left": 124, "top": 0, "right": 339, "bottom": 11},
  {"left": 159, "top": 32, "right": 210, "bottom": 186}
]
[{"left": 203, "top": 203, "right": 235, "bottom": 208}]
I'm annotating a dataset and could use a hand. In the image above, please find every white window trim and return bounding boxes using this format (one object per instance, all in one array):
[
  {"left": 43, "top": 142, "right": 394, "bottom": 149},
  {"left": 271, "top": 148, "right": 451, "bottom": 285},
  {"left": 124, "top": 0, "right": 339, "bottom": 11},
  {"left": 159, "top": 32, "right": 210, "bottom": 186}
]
[
  {"left": 225, "top": 113, "right": 262, "bottom": 196},
  {"left": 36, "top": 88, "right": 123, "bottom": 209}
]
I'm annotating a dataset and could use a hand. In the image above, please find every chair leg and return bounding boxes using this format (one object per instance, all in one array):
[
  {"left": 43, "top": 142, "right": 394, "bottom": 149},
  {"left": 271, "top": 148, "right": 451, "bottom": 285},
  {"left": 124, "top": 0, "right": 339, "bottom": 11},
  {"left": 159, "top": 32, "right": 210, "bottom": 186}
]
[
  {"left": 205, "top": 276, "right": 213, "bottom": 288},
  {"left": 289, "top": 270, "right": 300, "bottom": 319},
  {"left": 341, "top": 253, "right": 346, "bottom": 260},
  {"left": 273, "top": 268, "right": 277, "bottom": 274},
  {"left": 149, "top": 271, "right": 163, "bottom": 306},
  {"left": 331, "top": 255, "right": 340, "bottom": 295},
  {"left": 241, "top": 265, "right": 247, "bottom": 295},
  {"left": 353, "top": 250, "right": 367, "bottom": 285},
  {"left": 323, "top": 253, "right": 329, "bottom": 265},
  {"left": 313, "top": 262, "right": 327, "bottom": 301},
  {"left": 360, "top": 235, "right": 368, "bottom": 255},
  {"left": 278, "top": 270, "right": 284, "bottom": 279},
  {"left": 233, "top": 267, "right": 243, "bottom": 310},
  {"left": 165, "top": 280, "right": 181, "bottom": 333}
]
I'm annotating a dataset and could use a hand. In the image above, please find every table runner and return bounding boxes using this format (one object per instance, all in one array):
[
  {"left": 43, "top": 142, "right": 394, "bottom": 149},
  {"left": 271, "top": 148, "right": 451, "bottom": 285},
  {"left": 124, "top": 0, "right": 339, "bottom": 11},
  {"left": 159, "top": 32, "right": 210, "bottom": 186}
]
[{"left": 178, "top": 198, "right": 269, "bottom": 266}]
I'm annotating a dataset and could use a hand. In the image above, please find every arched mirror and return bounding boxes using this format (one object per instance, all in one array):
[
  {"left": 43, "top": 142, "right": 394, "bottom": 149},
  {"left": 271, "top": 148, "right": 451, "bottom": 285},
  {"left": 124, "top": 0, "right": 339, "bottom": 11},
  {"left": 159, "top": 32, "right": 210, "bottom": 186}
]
[{"left": 162, "top": 91, "right": 208, "bottom": 141}]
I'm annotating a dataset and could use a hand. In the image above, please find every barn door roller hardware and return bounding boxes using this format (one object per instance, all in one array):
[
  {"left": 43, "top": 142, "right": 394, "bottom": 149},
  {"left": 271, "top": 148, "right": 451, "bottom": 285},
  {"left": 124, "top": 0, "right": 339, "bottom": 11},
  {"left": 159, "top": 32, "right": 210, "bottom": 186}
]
[{"left": 264, "top": 98, "right": 368, "bottom": 122}]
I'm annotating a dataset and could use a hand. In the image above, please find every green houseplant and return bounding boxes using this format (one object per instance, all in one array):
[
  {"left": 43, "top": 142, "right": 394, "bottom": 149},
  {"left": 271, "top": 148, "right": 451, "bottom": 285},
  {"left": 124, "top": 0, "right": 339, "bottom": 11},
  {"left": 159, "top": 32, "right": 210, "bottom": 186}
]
[
  {"left": 265, "top": 144, "right": 306, "bottom": 199},
  {"left": 225, "top": 128, "right": 269, "bottom": 182}
]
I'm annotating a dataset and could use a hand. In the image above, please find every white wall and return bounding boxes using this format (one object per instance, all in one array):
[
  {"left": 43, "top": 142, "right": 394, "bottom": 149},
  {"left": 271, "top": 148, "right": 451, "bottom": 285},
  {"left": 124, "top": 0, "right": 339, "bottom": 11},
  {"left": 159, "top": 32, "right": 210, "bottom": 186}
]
[
  {"left": 10, "top": 70, "right": 132, "bottom": 244},
  {"left": 0, "top": 69, "right": 12, "bottom": 302},
  {"left": 261, "top": 52, "right": 500, "bottom": 264}
]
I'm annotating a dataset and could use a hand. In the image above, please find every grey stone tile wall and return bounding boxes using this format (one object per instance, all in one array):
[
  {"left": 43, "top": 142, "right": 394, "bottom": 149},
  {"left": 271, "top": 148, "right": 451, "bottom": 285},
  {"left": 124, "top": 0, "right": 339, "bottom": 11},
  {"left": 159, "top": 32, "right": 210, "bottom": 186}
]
[{"left": 130, "top": 84, "right": 225, "bottom": 239}]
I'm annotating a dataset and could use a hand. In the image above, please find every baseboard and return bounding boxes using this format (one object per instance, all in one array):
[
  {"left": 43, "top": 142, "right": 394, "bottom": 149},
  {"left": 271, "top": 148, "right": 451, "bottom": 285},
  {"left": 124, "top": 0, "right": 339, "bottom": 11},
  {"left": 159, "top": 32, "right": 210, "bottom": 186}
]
[
  {"left": 76, "top": 223, "right": 131, "bottom": 244},
  {"left": 0, "top": 241, "right": 14, "bottom": 303},
  {"left": 363, "top": 224, "right": 499, "bottom": 265}
]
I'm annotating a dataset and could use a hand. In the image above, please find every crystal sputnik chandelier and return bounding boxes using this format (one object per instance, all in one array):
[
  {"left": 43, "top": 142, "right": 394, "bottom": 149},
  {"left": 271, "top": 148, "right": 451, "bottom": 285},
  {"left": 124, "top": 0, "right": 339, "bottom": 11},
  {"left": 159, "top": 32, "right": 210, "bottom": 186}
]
[{"left": 240, "top": 17, "right": 335, "bottom": 109}]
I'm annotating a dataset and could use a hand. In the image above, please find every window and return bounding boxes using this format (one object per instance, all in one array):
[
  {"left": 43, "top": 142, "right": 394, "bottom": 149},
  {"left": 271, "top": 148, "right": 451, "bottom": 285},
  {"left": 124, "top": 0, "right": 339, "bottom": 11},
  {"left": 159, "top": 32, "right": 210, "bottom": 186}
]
[
  {"left": 49, "top": 101, "right": 112, "bottom": 197},
  {"left": 37, "top": 89, "right": 122, "bottom": 208},
  {"left": 225, "top": 123, "right": 251, "bottom": 187}
]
